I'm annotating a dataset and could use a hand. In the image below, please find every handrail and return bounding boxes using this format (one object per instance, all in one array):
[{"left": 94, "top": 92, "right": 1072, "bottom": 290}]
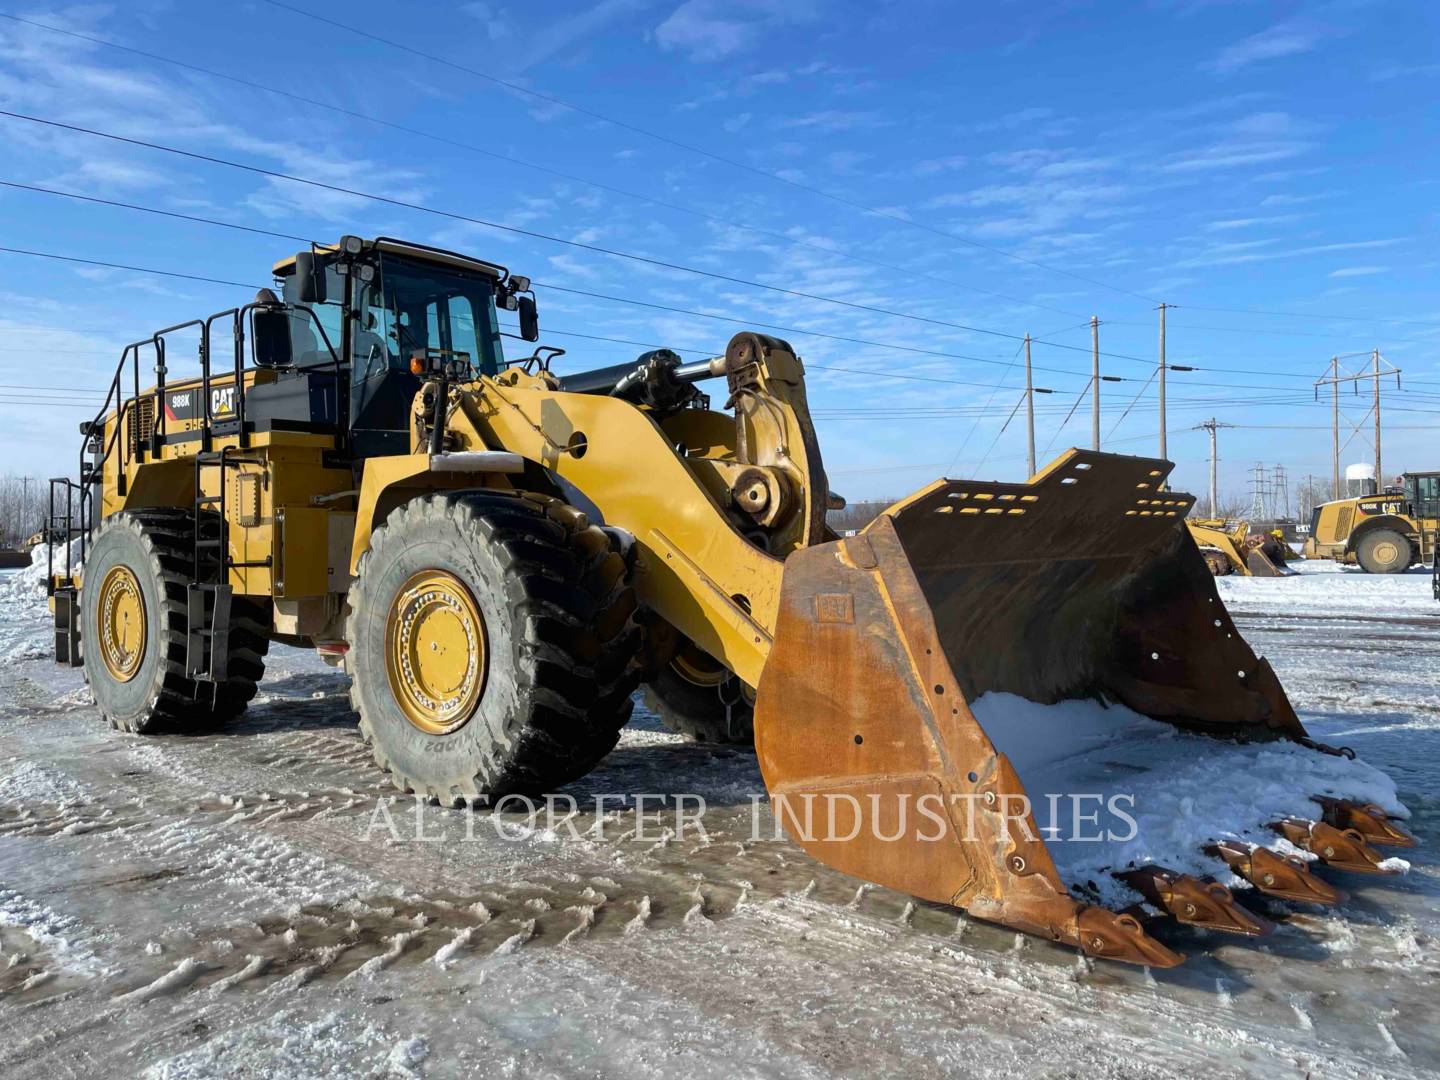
[{"left": 65, "top": 298, "right": 348, "bottom": 572}]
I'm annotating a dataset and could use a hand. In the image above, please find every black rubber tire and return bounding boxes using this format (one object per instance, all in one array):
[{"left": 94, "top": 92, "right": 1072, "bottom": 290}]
[
  {"left": 1200, "top": 549, "right": 1231, "bottom": 577},
  {"left": 1356, "top": 528, "right": 1412, "bottom": 574},
  {"left": 643, "top": 658, "right": 755, "bottom": 746},
  {"left": 348, "top": 490, "right": 640, "bottom": 803},
  {"left": 81, "top": 510, "right": 270, "bottom": 733}
]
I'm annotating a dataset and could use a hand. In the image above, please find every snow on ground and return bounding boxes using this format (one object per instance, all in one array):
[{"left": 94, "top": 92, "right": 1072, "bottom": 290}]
[
  {"left": 1215, "top": 556, "right": 1437, "bottom": 613},
  {"left": 0, "top": 556, "right": 1437, "bottom": 1077}
]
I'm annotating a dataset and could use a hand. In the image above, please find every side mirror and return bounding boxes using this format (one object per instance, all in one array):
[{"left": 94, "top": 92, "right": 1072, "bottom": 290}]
[
  {"left": 518, "top": 295, "right": 539, "bottom": 342},
  {"left": 293, "top": 251, "right": 327, "bottom": 304},
  {"left": 253, "top": 308, "right": 294, "bottom": 369}
]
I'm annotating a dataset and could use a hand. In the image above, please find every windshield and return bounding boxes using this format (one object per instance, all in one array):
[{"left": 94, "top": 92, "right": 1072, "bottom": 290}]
[{"left": 354, "top": 255, "right": 504, "bottom": 383}]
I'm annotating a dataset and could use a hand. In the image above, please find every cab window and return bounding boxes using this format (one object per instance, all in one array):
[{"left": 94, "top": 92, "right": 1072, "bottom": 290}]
[{"left": 355, "top": 256, "right": 503, "bottom": 380}]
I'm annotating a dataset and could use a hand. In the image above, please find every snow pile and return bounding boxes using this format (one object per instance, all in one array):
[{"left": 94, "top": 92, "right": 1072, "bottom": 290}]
[
  {"left": 970, "top": 692, "right": 1408, "bottom": 907},
  {"left": 0, "top": 543, "right": 79, "bottom": 661}
]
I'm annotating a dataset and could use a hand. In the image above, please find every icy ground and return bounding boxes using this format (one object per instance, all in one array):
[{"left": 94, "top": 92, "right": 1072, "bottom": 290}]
[{"left": 0, "top": 556, "right": 1437, "bottom": 1078}]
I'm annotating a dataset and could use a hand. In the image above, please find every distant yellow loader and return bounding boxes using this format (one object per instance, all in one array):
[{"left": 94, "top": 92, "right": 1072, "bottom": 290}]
[{"left": 1185, "top": 519, "right": 1290, "bottom": 577}]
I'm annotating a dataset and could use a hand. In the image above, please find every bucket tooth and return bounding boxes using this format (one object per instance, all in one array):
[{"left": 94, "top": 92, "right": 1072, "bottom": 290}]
[
  {"left": 1316, "top": 797, "right": 1416, "bottom": 849},
  {"left": 1075, "top": 906, "right": 1184, "bottom": 968},
  {"left": 1115, "top": 865, "right": 1274, "bottom": 936},
  {"left": 1270, "top": 818, "right": 1397, "bottom": 874},
  {"left": 1207, "top": 841, "right": 1346, "bottom": 904}
]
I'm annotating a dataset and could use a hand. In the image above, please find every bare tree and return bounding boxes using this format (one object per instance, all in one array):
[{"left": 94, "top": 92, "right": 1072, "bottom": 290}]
[
  {"left": 0, "top": 475, "right": 52, "bottom": 550},
  {"left": 1187, "top": 491, "right": 1250, "bottom": 523},
  {"left": 827, "top": 498, "right": 896, "bottom": 534}
]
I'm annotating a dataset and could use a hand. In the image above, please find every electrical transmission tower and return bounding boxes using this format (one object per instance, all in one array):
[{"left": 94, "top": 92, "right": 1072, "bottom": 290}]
[
  {"left": 1271, "top": 465, "right": 1290, "bottom": 520},
  {"left": 1248, "top": 462, "right": 1271, "bottom": 521},
  {"left": 1314, "top": 350, "right": 1401, "bottom": 493}
]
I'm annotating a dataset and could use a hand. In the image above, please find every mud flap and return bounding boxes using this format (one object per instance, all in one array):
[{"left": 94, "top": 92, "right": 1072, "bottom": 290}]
[{"left": 753, "top": 450, "right": 1309, "bottom": 965}]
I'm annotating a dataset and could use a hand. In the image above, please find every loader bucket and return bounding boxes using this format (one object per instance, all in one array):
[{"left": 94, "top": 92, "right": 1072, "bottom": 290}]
[
  {"left": 1245, "top": 546, "right": 1287, "bottom": 577},
  {"left": 754, "top": 450, "right": 1314, "bottom": 967}
]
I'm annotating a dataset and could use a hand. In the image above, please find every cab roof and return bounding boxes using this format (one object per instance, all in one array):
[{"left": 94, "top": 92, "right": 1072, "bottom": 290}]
[{"left": 272, "top": 237, "right": 505, "bottom": 280}]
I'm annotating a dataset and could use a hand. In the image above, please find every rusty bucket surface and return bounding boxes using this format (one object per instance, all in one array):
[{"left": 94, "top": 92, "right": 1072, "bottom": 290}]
[{"left": 753, "top": 450, "right": 1317, "bottom": 966}]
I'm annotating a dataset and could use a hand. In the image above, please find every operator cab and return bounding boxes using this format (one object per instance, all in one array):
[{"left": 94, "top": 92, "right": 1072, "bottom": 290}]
[
  {"left": 1405, "top": 472, "right": 1440, "bottom": 520},
  {"left": 270, "top": 236, "right": 536, "bottom": 457}
]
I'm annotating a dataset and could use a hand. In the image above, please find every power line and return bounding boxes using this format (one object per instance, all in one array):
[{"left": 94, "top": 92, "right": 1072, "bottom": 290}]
[
  {"left": 0, "top": 110, "right": 1163, "bottom": 361},
  {"left": 259, "top": 0, "right": 1160, "bottom": 305},
  {"left": 0, "top": 180, "right": 310, "bottom": 244},
  {"left": 15, "top": 244, "right": 1439, "bottom": 427},
  {"left": 1182, "top": 304, "right": 1440, "bottom": 330},
  {"left": 0, "top": 242, "right": 1143, "bottom": 386},
  {"left": 5, "top": 23, "right": 1427, "bottom": 361},
  {"left": 0, "top": 246, "right": 259, "bottom": 290},
  {"left": 0, "top": 12, "right": 1089, "bottom": 323},
  {"left": 0, "top": 135, "right": 1389, "bottom": 387}
]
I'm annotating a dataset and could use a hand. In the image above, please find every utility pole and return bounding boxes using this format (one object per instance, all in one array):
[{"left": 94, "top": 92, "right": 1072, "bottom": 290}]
[
  {"left": 1157, "top": 303, "right": 1168, "bottom": 463},
  {"left": 1090, "top": 315, "right": 1100, "bottom": 451},
  {"left": 1024, "top": 333, "right": 1036, "bottom": 478},
  {"left": 1194, "top": 418, "right": 1233, "bottom": 519},
  {"left": 1372, "top": 347, "right": 1383, "bottom": 485},
  {"left": 1329, "top": 357, "right": 1340, "bottom": 496}
]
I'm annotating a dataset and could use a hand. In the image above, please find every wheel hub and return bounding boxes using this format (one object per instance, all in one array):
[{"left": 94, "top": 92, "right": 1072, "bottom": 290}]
[
  {"left": 97, "top": 565, "right": 146, "bottom": 682},
  {"left": 1373, "top": 540, "right": 1399, "bottom": 564},
  {"left": 385, "top": 570, "right": 487, "bottom": 734}
]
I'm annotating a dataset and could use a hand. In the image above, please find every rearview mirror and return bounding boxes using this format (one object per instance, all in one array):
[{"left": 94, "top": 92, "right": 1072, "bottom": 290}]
[
  {"left": 294, "top": 251, "right": 327, "bottom": 304},
  {"left": 253, "top": 308, "right": 294, "bottom": 369},
  {"left": 518, "top": 295, "right": 539, "bottom": 342}
]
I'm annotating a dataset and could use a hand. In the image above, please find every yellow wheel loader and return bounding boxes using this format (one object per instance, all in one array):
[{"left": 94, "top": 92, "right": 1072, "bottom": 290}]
[
  {"left": 46, "top": 236, "right": 1413, "bottom": 968},
  {"left": 1304, "top": 474, "right": 1440, "bottom": 573},
  {"left": 1185, "top": 519, "right": 1291, "bottom": 578}
]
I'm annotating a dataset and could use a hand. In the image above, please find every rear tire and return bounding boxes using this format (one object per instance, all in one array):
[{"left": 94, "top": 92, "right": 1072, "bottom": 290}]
[
  {"left": 1356, "top": 528, "right": 1412, "bottom": 574},
  {"left": 348, "top": 490, "right": 640, "bottom": 802},
  {"left": 642, "top": 643, "right": 755, "bottom": 745},
  {"left": 81, "top": 510, "right": 269, "bottom": 733}
]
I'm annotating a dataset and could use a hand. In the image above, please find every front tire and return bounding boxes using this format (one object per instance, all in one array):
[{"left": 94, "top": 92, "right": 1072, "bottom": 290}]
[
  {"left": 348, "top": 491, "right": 640, "bottom": 803},
  {"left": 81, "top": 510, "right": 269, "bottom": 733},
  {"left": 1356, "top": 528, "right": 1412, "bottom": 574}
]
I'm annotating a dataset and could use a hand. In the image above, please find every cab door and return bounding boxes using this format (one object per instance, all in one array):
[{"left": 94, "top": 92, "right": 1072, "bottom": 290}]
[{"left": 1410, "top": 474, "right": 1440, "bottom": 521}]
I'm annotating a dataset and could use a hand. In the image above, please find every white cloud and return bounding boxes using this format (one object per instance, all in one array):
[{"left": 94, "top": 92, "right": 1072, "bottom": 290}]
[
  {"left": 654, "top": 0, "right": 818, "bottom": 61},
  {"left": 1161, "top": 111, "right": 1313, "bottom": 172},
  {"left": 1329, "top": 265, "right": 1388, "bottom": 278},
  {"left": 777, "top": 110, "right": 887, "bottom": 133},
  {"left": 1203, "top": 214, "right": 1300, "bottom": 231},
  {"left": 1209, "top": 19, "right": 1327, "bottom": 73},
  {"left": 1176, "top": 238, "right": 1402, "bottom": 269}
]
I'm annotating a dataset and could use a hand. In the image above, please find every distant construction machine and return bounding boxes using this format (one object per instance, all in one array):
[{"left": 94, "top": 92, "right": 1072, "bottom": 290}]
[
  {"left": 1186, "top": 519, "right": 1291, "bottom": 577},
  {"left": 1305, "top": 472, "right": 1440, "bottom": 573}
]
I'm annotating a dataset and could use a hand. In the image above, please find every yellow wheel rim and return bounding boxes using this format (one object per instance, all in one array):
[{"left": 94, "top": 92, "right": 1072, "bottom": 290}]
[
  {"left": 385, "top": 570, "right": 487, "bottom": 735},
  {"left": 671, "top": 643, "right": 756, "bottom": 706},
  {"left": 1373, "top": 540, "right": 1399, "bottom": 565},
  {"left": 671, "top": 642, "right": 728, "bottom": 688},
  {"left": 97, "top": 565, "right": 146, "bottom": 682}
]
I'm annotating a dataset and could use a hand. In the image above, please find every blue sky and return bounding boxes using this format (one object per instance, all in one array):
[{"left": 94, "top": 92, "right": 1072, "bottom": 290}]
[{"left": 0, "top": 0, "right": 1436, "bottom": 507}]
